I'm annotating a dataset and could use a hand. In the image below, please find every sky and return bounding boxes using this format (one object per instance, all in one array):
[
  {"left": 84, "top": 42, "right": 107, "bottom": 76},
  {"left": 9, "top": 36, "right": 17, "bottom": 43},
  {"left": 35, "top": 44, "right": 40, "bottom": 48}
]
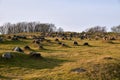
[{"left": 0, "top": 0, "right": 120, "bottom": 32}]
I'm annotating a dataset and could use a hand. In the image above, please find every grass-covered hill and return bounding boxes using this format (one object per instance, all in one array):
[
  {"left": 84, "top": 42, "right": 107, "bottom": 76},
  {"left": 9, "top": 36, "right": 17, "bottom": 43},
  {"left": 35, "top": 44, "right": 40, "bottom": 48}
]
[{"left": 0, "top": 33, "right": 120, "bottom": 80}]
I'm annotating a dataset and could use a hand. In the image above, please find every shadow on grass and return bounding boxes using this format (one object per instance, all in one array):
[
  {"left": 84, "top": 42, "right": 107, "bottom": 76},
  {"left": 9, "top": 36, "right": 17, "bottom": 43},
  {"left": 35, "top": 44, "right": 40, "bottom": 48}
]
[
  {"left": 48, "top": 48, "right": 69, "bottom": 53},
  {"left": 86, "top": 45, "right": 101, "bottom": 47},
  {"left": 74, "top": 45, "right": 100, "bottom": 47},
  {"left": 0, "top": 40, "right": 29, "bottom": 45},
  {"left": 29, "top": 48, "right": 69, "bottom": 53},
  {"left": 0, "top": 52, "right": 71, "bottom": 70},
  {"left": 41, "top": 41, "right": 57, "bottom": 46},
  {"left": 103, "top": 40, "right": 120, "bottom": 44},
  {"left": 0, "top": 75, "right": 13, "bottom": 79},
  {"left": 108, "top": 42, "right": 120, "bottom": 44}
]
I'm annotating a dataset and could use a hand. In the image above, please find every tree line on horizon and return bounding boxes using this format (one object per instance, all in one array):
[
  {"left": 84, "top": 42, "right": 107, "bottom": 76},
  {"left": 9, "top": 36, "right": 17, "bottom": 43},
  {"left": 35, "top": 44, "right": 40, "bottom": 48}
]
[
  {"left": 0, "top": 22, "right": 120, "bottom": 34},
  {"left": 0, "top": 22, "right": 64, "bottom": 34},
  {"left": 85, "top": 25, "right": 120, "bottom": 33}
]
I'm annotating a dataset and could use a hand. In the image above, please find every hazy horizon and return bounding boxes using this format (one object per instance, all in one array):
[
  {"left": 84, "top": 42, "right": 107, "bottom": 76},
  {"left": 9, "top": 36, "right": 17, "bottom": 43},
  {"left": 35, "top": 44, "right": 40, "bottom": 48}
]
[{"left": 0, "top": 0, "right": 120, "bottom": 32}]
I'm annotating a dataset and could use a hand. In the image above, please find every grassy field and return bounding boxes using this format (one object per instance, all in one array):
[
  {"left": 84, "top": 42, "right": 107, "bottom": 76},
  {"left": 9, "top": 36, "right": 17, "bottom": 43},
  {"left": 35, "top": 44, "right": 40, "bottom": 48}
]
[{"left": 0, "top": 36, "right": 120, "bottom": 80}]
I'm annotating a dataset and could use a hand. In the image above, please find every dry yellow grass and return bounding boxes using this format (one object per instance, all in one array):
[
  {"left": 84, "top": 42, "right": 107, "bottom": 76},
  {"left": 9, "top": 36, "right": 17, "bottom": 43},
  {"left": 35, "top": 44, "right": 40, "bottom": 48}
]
[{"left": 0, "top": 34, "right": 120, "bottom": 80}]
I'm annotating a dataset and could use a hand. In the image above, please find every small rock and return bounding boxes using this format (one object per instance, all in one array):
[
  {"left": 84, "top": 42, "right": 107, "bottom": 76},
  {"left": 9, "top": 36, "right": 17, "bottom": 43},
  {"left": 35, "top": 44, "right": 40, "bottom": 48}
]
[
  {"left": 7, "top": 36, "right": 11, "bottom": 39},
  {"left": 62, "top": 37, "right": 65, "bottom": 40},
  {"left": 62, "top": 43, "right": 66, "bottom": 46},
  {"left": 74, "top": 41, "right": 78, "bottom": 46},
  {"left": 39, "top": 45, "right": 44, "bottom": 49},
  {"left": 71, "top": 68, "right": 86, "bottom": 73},
  {"left": 24, "top": 45, "right": 31, "bottom": 50},
  {"left": 29, "top": 52, "right": 42, "bottom": 58},
  {"left": 83, "top": 42, "right": 89, "bottom": 46},
  {"left": 103, "top": 56, "right": 113, "bottom": 60},
  {"left": 32, "top": 39, "right": 40, "bottom": 44},
  {"left": 2, "top": 52, "right": 13, "bottom": 59},
  {"left": 18, "top": 36, "right": 27, "bottom": 39},
  {"left": 110, "top": 37, "right": 116, "bottom": 40},
  {"left": 55, "top": 38, "right": 59, "bottom": 41},
  {"left": 58, "top": 42, "right": 62, "bottom": 45},
  {"left": 11, "top": 37, "right": 18, "bottom": 41},
  {"left": 13, "top": 47, "right": 23, "bottom": 52}
]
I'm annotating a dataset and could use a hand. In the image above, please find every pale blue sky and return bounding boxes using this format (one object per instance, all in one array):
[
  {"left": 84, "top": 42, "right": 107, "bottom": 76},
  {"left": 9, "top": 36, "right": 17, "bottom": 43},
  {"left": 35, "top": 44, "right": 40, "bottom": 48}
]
[{"left": 0, "top": 0, "right": 120, "bottom": 32}]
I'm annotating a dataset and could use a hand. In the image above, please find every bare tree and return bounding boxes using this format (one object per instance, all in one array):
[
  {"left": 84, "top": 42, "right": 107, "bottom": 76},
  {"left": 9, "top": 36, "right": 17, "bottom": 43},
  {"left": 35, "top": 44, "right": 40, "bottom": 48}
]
[
  {"left": 111, "top": 25, "right": 120, "bottom": 33},
  {"left": 0, "top": 22, "right": 57, "bottom": 34},
  {"left": 85, "top": 26, "right": 106, "bottom": 33},
  {"left": 0, "top": 26, "right": 6, "bottom": 34},
  {"left": 57, "top": 27, "right": 64, "bottom": 32}
]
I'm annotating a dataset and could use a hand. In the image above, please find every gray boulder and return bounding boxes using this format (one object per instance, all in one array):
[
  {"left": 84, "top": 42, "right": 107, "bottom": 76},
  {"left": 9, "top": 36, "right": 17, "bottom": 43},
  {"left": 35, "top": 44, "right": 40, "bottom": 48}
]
[
  {"left": 13, "top": 47, "right": 23, "bottom": 52},
  {"left": 2, "top": 52, "right": 13, "bottom": 59}
]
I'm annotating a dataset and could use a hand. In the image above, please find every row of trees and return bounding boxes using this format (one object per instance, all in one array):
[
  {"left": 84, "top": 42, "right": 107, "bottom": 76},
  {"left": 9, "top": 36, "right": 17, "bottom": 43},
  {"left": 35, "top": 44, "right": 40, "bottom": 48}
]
[
  {"left": 85, "top": 25, "right": 120, "bottom": 33},
  {"left": 85, "top": 26, "right": 106, "bottom": 33},
  {"left": 0, "top": 22, "right": 64, "bottom": 34},
  {"left": 111, "top": 25, "right": 120, "bottom": 33},
  {"left": 0, "top": 21, "right": 120, "bottom": 34}
]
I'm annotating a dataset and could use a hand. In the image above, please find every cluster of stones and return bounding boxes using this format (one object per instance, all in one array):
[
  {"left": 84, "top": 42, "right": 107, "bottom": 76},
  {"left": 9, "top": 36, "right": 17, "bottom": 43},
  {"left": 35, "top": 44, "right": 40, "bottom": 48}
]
[
  {"left": 1, "top": 35, "right": 45, "bottom": 59},
  {"left": 2, "top": 46, "right": 42, "bottom": 59}
]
